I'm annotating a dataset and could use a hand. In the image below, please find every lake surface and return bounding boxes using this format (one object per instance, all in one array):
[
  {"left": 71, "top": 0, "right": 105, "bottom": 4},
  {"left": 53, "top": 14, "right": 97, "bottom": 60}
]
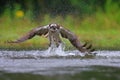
[{"left": 0, "top": 50, "right": 120, "bottom": 80}]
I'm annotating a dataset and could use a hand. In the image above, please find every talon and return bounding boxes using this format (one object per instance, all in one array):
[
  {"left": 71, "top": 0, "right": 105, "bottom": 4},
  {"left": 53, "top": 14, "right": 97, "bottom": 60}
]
[
  {"left": 90, "top": 48, "right": 95, "bottom": 52},
  {"left": 86, "top": 44, "right": 92, "bottom": 49},
  {"left": 82, "top": 42, "right": 87, "bottom": 47}
]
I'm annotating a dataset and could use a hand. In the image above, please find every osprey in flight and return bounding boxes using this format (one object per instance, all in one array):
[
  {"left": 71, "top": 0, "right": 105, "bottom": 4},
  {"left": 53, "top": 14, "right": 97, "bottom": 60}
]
[{"left": 8, "top": 23, "right": 94, "bottom": 53}]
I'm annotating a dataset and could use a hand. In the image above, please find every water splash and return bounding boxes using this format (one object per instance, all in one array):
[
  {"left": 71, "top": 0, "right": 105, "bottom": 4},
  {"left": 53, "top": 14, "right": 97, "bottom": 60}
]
[
  {"left": 0, "top": 44, "right": 86, "bottom": 59},
  {"left": 0, "top": 49, "right": 120, "bottom": 59},
  {"left": 42, "top": 43, "right": 86, "bottom": 57}
]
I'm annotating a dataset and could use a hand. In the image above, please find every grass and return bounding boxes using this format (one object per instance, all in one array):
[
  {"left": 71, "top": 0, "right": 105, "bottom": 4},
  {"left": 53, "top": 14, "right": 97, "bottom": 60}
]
[{"left": 0, "top": 3, "right": 120, "bottom": 50}]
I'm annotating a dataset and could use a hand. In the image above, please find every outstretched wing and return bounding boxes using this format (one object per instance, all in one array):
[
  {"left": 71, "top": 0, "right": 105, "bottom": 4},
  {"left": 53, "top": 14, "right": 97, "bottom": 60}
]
[
  {"left": 60, "top": 27, "right": 93, "bottom": 53},
  {"left": 8, "top": 25, "right": 49, "bottom": 43}
]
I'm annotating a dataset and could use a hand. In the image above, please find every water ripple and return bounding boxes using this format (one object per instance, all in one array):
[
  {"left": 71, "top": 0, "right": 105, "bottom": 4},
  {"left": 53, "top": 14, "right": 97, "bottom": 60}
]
[{"left": 0, "top": 50, "right": 120, "bottom": 75}]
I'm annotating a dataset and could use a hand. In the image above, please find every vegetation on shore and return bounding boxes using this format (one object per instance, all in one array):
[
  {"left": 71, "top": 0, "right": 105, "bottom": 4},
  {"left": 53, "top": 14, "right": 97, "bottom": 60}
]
[{"left": 0, "top": 1, "right": 120, "bottom": 50}]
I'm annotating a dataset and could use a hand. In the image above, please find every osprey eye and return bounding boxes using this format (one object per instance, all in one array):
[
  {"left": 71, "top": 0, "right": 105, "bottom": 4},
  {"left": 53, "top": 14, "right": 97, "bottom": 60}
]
[
  {"left": 51, "top": 26, "right": 54, "bottom": 28},
  {"left": 50, "top": 26, "right": 52, "bottom": 28}
]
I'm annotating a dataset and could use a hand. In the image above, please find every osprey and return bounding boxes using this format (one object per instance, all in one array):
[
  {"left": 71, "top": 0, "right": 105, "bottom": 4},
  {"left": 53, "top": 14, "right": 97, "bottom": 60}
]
[{"left": 8, "top": 23, "right": 94, "bottom": 53}]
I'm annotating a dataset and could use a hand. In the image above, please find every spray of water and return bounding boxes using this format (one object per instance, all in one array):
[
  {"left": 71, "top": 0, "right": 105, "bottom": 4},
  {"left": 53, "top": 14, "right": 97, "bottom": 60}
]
[
  {"left": 40, "top": 43, "right": 85, "bottom": 57},
  {"left": 0, "top": 44, "right": 88, "bottom": 59},
  {"left": 1, "top": 49, "right": 120, "bottom": 59}
]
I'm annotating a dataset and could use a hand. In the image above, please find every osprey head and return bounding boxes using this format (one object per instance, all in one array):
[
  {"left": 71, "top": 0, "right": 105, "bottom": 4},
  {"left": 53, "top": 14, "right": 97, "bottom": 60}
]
[{"left": 48, "top": 23, "right": 60, "bottom": 32}]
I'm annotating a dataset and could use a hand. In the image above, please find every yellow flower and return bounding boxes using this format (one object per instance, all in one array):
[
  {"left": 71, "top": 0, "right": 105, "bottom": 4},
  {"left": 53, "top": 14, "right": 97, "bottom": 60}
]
[{"left": 15, "top": 10, "right": 24, "bottom": 18}]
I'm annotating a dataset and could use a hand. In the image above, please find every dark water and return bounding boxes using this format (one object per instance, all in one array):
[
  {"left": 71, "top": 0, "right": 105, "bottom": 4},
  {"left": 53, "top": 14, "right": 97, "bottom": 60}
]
[{"left": 0, "top": 50, "right": 120, "bottom": 80}]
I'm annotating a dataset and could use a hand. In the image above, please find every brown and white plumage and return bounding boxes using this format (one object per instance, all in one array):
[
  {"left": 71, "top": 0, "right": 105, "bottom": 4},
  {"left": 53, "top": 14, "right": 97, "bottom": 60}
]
[
  {"left": 8, "top": 25, "right": 49, "bottom": 43},
  {"left": 60, "top": 27, "right": 94, "bottom": 53},
  {"left": 8, "top": 23, "right": 94, "bottom": 53}
]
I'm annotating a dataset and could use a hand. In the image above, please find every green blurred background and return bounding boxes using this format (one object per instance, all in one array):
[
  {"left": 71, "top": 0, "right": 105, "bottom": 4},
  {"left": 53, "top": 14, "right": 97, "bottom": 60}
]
[{"left": 0, "top": 0, "right": 120, "bottom": 50}]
